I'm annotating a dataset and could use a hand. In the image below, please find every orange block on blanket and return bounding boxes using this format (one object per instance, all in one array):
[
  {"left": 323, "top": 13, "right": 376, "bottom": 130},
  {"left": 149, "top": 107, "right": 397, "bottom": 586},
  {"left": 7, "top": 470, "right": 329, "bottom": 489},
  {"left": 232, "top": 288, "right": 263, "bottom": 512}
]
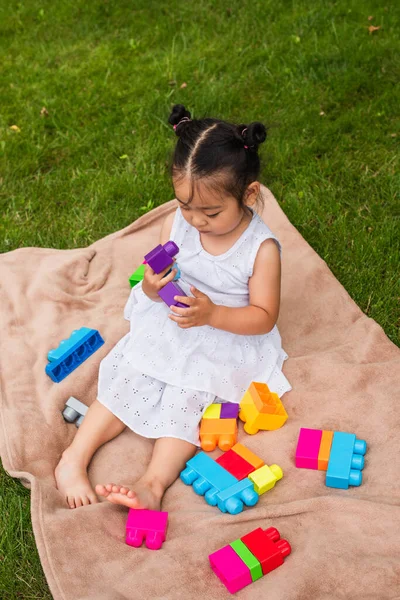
[
  {"left": 318, "top": 430, "right": 334, "bottom": 470},
  {"left": 200, "top": 418, "right": 238, "bottom": 452}
]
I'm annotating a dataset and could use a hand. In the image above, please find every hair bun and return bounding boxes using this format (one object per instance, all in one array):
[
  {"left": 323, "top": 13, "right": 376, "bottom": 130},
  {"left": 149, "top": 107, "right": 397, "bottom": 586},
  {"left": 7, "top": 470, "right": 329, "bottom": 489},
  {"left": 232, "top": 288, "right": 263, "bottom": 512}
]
[
  {"left": 168, "top": 104, "right": 192, "bottom": 132},
  {"left": 244, "top": 122, "right": 267, "bottom": 150}
]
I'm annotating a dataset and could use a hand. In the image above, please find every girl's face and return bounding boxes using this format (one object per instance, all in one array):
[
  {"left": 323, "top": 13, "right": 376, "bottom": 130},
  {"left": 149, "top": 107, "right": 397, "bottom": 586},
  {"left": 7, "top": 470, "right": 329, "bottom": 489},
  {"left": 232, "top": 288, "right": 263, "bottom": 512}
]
[{"left": 173, "top": 175, "right": 259, "bottom": 237}]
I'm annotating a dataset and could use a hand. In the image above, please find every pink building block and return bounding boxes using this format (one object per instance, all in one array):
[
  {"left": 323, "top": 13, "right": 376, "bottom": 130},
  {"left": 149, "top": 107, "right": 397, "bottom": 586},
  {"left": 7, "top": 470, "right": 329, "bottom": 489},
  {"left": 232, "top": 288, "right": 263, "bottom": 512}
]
[
  {"left": 209, "top": 544, "right": 252, "bottom": 593},
  {"left": 126, "top": 509, "right": 168, "bottom": 550},
  {"left": 295, "top": 428, "right": 323, "bottom": 469}
]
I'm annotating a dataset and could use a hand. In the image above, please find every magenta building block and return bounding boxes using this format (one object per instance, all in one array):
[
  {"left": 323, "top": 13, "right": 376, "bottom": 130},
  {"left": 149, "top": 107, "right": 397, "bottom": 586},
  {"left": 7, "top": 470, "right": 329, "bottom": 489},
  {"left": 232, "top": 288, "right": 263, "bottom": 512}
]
[
  {"left": 209, "top": 544, "right": 252, "bottom": 593},
  {"left": 144, "top": 241, "right": 179, "bottom": 274},
  {"left": 220, "top": 403, "right": 240, "bottom": 419},
  {"left": 158, "top": 281, "right": 189, "bottom": 308},
  {"left": 126, "top": 509, "right": 168, "bottom": 550},
  {"left": 295, "top": 428, "right": 323, "bottom": 469}
]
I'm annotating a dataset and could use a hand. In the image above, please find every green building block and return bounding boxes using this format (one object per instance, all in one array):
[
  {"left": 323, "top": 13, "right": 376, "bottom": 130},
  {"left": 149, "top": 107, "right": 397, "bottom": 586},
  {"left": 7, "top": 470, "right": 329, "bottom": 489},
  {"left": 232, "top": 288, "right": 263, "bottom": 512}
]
[
  {"left": 230, "top": 539, "right": 263, "bottom": 582},
  {"left": 129, "top": 263, "right": 145, "bottom": 288}
]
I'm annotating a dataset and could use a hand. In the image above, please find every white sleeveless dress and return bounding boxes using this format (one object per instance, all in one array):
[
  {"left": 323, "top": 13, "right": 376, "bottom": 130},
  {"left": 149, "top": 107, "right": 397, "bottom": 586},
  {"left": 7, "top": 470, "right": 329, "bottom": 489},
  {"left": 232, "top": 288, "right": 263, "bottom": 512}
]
[{"left": 97, "top": 207, "right": 292, "bottom": 445}]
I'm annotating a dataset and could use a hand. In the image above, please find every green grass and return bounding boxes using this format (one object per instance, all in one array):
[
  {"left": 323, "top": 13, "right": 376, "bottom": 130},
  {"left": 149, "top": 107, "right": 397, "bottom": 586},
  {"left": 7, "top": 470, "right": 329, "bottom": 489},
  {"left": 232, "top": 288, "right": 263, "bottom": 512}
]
[{"left": 0, "top": 0, "right": 399, "bottom": 596}]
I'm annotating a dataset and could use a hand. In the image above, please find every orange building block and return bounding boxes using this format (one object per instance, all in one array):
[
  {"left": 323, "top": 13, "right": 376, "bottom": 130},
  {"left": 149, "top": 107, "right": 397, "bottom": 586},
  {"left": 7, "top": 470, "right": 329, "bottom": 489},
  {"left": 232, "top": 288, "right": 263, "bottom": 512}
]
[
  {"left": 239, "top": 382, "right": 288, "bottom": 434},
  {"left": 318, "top": 430, "right": 334, "bottom": 470},
  {"left": 200, "top": 418, "right": 238, "bottom": 452},
  {"left": 231, "top": 443, "right": 264, "bottom": 470}
]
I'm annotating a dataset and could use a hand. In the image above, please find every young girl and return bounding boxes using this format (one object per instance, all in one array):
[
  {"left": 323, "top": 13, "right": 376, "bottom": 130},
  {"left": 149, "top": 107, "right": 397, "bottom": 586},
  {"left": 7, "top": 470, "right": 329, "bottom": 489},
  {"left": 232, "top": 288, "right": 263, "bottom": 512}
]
[{"left": 55, "top": 104, "right": 292, "bottom": 509}]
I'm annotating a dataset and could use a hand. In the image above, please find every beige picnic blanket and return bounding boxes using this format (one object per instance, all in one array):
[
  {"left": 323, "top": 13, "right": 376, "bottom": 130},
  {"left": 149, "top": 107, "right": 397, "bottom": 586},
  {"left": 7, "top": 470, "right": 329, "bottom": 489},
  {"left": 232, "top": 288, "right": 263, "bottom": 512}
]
[{"left": 1, "top": 186, "right": 399, "bottom": 600}]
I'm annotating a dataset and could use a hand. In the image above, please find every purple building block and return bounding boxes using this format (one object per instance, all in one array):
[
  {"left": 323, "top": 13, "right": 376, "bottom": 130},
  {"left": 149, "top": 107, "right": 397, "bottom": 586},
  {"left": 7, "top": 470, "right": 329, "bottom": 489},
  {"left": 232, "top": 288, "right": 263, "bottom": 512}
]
[
  {"left": 158, "top": 281, "right": 189, "bottom": 308},
  {"left": 220, "top": 403, "right": 240, "bottom": 419},
  {"left": 144, "top": 241, "right": 179, "bottom": 274}
]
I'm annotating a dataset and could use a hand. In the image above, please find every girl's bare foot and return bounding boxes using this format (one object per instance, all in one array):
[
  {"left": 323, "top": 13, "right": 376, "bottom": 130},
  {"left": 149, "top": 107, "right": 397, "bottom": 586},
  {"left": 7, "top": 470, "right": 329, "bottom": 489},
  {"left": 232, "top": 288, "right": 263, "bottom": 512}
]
[
  {"left": 95, "top": 479, "right": 163, "bottom": 511},
  {"left": 55, "top": 451, "right": 98, "bottom": 509}
]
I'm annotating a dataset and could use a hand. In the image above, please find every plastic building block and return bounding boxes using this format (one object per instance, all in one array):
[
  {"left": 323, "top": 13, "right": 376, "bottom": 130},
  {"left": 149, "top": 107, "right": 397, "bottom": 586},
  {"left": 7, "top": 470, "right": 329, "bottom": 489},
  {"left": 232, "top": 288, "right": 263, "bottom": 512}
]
[
  {"left": 239, "top": 382, "right": 288, "bottom": 433},
  {"left": 62, "top": 396, "right": 88, "bottom": 427},
  {"left": 144, "top": 241, "right": 179, "bottom": 274},
  {"left": 46, "top": 327, "right": 104, "bottom": 383},
  {"left": 240, "top": 527, "right": 291, "bottom": 576},
  {"left": 216, "top": 448, "right": 256, "bottom": 480},
  {"left": 220, "top": 403, "right": 240, "bottom": 419},
  {"left": 202, "top": 404, "right": 222, "bottom": 419},
  {"left": 216, "top": 478, "right": 259, "bottom": 514},
  {"left": 158, "top": 280, "right": 189, "bottom": 308},
  {"left": 248, "top": 464, "right": 283, "bottom": 495},
  {"left": 125, "top": 509, "right": 168, "bottom": 550},
  {"left": 209, "top": 544, "right": 252, "bottom": 594},
  {"left": 180, "top": 452, "right": 238, "bottom": 505},
  {"left": 209, "top": 526, "right": 291, "bottom": 593},
  {"left": 230, "top": 539, "right": 263, "bottom": 582},
  {"left": 129, "top": 263, "right": 146, "bottom": 288},
  {"left": 318, "top": 430, "right": 334, "bottom": 471},
  {"left": 295, "top": 428, "right": 323, "bottom": 469},
  {"left": 326, "top": 432, "right": 367, "bottom": 489},
  {"left": 231, "top": 443, "right": 264, "bottom": 470},
  {"left": 200, "top": 418, "right": 238, "bottom": 452}
]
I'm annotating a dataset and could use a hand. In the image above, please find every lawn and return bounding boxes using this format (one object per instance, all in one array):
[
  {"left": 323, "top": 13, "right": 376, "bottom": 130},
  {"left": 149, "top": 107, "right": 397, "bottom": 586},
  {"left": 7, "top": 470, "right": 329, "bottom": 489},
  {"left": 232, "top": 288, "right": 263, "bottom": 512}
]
[{"left": 0, "top": 0, "right": 399, "bottom": 597}]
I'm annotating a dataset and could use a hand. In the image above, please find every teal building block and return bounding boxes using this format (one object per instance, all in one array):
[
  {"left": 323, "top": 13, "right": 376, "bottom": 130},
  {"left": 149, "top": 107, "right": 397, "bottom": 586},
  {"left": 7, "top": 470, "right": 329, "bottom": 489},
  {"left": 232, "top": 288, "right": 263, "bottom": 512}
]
[
  {"left": 216, "top": 478, "right": 259, "bottom": 514},
  {"left": 180, "top": 452, "right": 238, "bottom": 505},
  {"left": 46, "top": 328, "right": 104, "bottom": 383},
  {"left": 326, "top": 432, "right": 367, "bottom": 489}
]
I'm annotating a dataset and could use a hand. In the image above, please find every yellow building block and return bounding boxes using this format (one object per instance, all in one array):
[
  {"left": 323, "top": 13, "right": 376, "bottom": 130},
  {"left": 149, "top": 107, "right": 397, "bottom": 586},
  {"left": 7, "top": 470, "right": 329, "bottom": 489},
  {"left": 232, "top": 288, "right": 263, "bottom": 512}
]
[
  {"left": 248, "top": 464, "right": 283, "bottom": 495},
  {"left": 202, "top": 404, "right": 222, "bottom": 419},
  {"left": 239, "top": 382, "right": 288, "bottom": 434}
]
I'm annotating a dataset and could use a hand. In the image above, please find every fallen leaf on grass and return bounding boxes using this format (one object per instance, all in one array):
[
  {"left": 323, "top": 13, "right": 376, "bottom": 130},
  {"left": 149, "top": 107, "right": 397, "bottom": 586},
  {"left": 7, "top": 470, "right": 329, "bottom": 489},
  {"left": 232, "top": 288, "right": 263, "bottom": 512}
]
[
  {"left": 9, "top": 125, "right": 20, "bottom": 132},
  {"left": 40, "top": 107, "right": 49, "bottom": 117},
  {"left": 368, "top": 16, "right": 374, "bottom": 21},
  {"left": 368, "top": 25, "right": 381, "bottom": 34},
  {"left": 180, "top": 82, "right": 187, "bottom": 89}
]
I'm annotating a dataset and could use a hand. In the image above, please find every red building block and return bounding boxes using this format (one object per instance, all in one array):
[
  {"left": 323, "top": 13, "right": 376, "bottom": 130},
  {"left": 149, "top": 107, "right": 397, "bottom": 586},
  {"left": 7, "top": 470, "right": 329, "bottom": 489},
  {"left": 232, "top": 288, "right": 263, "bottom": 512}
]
[
  {"left": 240, "top": 527, "right": 291, "bottom": 575},
  {"left": 216, "top": 449, "right": 256, "bottom": 480}
]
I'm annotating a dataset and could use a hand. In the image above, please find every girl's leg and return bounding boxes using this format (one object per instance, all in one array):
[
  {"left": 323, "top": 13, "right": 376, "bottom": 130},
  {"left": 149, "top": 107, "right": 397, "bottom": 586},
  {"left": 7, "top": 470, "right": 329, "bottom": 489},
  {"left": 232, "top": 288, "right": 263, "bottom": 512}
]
[
  {"left": 96, "top": 437, "right": 196, "bottom": 510},
  {"left": 55, "top": 399, "right": 126, "bottom": 509}
]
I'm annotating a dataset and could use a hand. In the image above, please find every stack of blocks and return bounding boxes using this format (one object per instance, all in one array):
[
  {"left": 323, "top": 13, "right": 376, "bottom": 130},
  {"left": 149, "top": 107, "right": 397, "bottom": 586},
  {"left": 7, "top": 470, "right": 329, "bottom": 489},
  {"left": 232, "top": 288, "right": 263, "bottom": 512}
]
[
  {"left": 200, "top": 403, "right": 240, "bottom": 451},
  {"left": 239, "top": 382, "right": 288, "bottom": 434},
  {"left": 180, "top": 445, "right": 283, "bottom": 514},
  {"left": 129, "top": 240, "right": 188, "bottom": 308},
  {"left": 209, "top": 526, "right": 291, "bottom": 594},
  {"left": 45, "top": 327, "right": 104, "bottom": 383},
  {"left": 295, "top": 428, "right": 367, "bottom": 489}
]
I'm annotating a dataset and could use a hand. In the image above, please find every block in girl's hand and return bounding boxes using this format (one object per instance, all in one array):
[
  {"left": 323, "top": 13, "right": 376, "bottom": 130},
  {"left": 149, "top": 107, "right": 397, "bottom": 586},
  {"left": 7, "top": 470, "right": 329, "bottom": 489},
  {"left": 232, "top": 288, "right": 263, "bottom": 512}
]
[
  {"left": 144, "top": 240, "right": 179, "bottom": 273},
  {"left": 158, "top": 281, "right": 189, "bottom": 308}
]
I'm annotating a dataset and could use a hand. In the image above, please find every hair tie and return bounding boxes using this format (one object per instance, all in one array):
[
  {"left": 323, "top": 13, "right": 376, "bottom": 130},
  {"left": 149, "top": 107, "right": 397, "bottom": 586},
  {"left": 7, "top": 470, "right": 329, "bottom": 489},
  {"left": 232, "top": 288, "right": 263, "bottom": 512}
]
[
  {"left": 242, "top": 127, "right": 249, "bottom": 149},
  {"left": 173, "top": 117, "right": 192, "bottom": 131}
]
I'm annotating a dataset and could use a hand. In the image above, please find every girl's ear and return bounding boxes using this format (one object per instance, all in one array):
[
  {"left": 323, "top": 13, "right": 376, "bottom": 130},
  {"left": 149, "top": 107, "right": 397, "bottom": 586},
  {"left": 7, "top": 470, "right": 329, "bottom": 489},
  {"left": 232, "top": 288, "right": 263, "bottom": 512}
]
[{"left": 244, "top": 181, "right": 260, "bottom": 207}]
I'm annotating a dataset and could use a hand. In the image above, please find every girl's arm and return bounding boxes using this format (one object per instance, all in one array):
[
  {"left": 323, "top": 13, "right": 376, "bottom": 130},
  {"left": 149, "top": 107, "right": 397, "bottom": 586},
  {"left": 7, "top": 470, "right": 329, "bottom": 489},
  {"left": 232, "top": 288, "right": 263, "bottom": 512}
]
[
  {"left": 170, "top": 238, "right": 281, "bottom": 335},
  {"left": 210, "top": 238, "right": 281, "bottom": 335}
]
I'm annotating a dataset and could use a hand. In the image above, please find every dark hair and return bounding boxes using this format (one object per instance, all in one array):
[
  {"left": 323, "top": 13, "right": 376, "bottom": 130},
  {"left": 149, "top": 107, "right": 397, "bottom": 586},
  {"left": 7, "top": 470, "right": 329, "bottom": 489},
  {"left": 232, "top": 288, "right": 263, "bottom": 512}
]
[{"left": 167, "top": 104, "right": 267, "bottom": 207}]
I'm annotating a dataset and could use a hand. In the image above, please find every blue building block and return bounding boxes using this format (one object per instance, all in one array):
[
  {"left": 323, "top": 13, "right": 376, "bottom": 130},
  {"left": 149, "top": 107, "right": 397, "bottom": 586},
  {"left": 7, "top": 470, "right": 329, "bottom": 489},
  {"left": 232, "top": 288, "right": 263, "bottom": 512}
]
[
  {"left": 46, "top": 327, "right": 104, "bottom": 383},
  {"left": 216, "top": 478, "right": 259, "bottom": 515},
  {"left": 180, "top": 452, "right": 238, "bottom": 506},
  {"left": 326, "top": 432, "right": 367, "bottom": 489}
]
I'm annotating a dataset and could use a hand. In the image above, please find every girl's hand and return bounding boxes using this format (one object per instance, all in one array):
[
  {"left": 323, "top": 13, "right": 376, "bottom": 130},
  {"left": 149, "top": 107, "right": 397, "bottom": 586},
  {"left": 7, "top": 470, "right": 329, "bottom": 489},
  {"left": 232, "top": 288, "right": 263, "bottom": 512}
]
[
  {"left": 142, "top": 261, "right": 177, "bottom": 302},
  {"left": 168, "top": 286, "right": 216, "bottom": 328}
]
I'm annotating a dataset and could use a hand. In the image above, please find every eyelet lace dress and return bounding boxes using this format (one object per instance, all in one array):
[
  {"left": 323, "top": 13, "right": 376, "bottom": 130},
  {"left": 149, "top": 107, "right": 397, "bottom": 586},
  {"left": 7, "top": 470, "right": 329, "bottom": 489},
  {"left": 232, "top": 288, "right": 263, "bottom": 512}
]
[{"left": 97, "top": 208, "right": 292, "bottom": 445}]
